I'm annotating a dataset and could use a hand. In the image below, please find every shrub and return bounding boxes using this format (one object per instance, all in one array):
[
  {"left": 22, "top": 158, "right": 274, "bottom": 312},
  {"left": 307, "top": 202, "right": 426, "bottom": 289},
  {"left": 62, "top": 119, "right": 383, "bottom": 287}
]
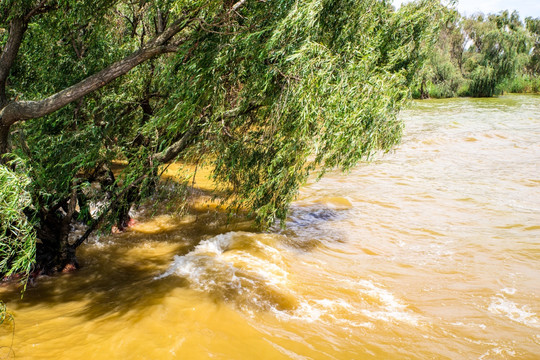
[
  {"left": 468, "top": 66, "right": 499, "bottom": 97},
  {"left": 0, "top": 157, "right": 36, "bottom": 282}
]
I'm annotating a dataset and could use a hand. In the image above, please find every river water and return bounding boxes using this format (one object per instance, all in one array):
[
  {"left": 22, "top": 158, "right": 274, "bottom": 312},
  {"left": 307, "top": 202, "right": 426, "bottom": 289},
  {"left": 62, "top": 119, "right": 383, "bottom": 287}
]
[{"left": 1, "top": 95, "right": 539, "bottom": 359}]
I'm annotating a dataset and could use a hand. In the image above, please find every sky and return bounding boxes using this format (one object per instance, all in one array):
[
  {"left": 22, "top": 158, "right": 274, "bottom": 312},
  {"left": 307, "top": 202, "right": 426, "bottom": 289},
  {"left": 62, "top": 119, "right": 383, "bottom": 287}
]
[{"left": 392, "top": 0, "right": 540, "bottom": 18}]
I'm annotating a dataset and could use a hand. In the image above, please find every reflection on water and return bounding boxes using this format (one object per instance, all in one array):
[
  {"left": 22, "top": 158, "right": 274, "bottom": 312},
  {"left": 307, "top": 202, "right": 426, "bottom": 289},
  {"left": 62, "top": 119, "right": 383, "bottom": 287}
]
[{"left": 1, "top": 95, "right": 540, "bottom": 359}]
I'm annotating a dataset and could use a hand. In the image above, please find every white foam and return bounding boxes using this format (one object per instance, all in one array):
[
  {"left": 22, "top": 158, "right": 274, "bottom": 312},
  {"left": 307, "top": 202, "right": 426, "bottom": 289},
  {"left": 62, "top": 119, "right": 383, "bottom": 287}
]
[
  {"left": 277, "top": 298, "right": 373, "bottom": 329},
  {"left": 357, "top": 280, "right": 420, "bottom": 325},
  {"left": 283, "top": 301, "right": 325, "bottom": 322},
  {"left": 276, "top": 279, "right": 418, "bottom": 329},
  {"left": 155, "top": 232, "right": 293, "bottom": 311},
  {"left": 156, "top": 234, "right": 419, "bottom": 327},
  {"left": 190, "top": 233, "right": 232, "bottom": 255},
  {"left": 450, "top": 322, "right": 487, "bottom": 330},
  {"left": 501, "top": 287, "right": 517, "bottom": 295},
  {"left": 488, "top": 296, "right": 539, "bottom": 328},
  {"left": 479, "top": 347, "right": 516, "bottom": 360}
]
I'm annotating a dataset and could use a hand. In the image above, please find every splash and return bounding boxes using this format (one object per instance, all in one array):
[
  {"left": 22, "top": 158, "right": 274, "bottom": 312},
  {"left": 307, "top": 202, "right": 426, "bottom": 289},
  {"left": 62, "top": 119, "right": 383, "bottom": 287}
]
[
  {"left": 155, "top": 232, "right": 297, "bottom": 312},
  {"left": 356, "top": 280, "right": 421, "bottom": 325},
  {"left": 273, "top": 279, "right": 420, "bottom": 331}
]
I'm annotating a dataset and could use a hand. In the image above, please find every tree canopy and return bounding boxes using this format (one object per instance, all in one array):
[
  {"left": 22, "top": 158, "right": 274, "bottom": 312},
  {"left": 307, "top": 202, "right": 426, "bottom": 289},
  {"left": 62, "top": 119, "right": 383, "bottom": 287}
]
[
  {"left": 0, "top": 0, "right": 446, "bottom": 277},
  {"left": 413, "top": 9, "right": 539, "bottom": 98}
]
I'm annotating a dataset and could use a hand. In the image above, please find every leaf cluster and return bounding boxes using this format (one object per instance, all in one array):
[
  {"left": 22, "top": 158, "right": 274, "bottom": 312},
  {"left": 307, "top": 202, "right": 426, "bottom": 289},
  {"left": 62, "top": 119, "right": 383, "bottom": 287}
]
[{"left": 0, "top": 157, "right": 36, "bottom": 281}]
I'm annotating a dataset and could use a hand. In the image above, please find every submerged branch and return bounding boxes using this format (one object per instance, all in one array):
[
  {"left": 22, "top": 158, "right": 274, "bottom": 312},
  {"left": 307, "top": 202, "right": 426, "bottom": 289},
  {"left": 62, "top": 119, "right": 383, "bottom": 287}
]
[{"left": 70, "top": 175, "right": 148, "bottom": 250}]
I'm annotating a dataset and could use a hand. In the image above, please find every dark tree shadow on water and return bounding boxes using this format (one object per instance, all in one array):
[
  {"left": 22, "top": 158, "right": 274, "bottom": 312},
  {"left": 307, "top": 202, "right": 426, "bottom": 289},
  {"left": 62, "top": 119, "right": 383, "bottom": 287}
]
[
  {"left": 0, "top": 203, "right": 349, "bottom": 322},
  {"left": 0, "top": 208, "right": 258, "bottom": 322},
  {"left": 274, "top": 204, "right": 351, "bottom": 252},
  {"left": 1, "top": 237, "right": 187, "bottom": 322}
]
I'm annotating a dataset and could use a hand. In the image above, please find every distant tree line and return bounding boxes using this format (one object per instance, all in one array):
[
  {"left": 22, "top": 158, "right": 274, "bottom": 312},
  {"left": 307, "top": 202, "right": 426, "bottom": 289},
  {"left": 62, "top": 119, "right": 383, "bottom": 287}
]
[{"left": 413, "top": 9, "right": 540, "bottom": 98}]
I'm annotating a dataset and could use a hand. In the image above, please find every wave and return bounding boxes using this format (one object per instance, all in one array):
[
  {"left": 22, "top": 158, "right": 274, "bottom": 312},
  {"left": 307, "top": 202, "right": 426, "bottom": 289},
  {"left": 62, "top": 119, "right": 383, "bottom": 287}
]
[
  {"left": 155, "top": 232, "right": 297, "bottom": 312},
  {"left": 156, "top": 233, "right": 420, "bottom": 328}
]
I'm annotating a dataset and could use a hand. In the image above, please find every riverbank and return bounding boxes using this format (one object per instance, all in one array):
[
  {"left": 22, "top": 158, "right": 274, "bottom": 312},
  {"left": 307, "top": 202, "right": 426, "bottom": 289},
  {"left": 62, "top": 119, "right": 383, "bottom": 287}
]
[{"left": 412, "top": 76, "right": 540, "bottom": 99}]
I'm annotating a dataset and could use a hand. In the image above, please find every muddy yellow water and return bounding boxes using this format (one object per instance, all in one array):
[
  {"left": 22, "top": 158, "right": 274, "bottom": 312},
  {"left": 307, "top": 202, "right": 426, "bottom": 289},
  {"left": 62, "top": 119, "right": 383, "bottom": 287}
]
[{"left": 2, "top": 95, "right": 540, "bottom": 359}]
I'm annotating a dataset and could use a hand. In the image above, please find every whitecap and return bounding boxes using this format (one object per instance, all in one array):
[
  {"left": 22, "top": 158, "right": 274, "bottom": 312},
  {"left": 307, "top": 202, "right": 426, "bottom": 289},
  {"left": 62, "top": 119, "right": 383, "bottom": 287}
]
[
  {"left": 488, "top": 296, "right": 539, "bottom": 328},
  {"left": 500, "top": 287, "right": 517, "bottom": 295},
  {"left": 275, "top": 298, "right": 374, "bottom": 330},
  {"left": 357, "top": 280, "right": 420, "bottom": 325},
  {"left": 155, "top": 232, "right": 295, "bottom": 311}
]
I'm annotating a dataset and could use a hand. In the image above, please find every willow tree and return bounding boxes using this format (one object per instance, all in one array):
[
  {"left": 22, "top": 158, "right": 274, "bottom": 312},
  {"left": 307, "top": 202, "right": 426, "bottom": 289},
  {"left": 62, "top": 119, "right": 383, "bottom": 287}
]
[
  {"left": 462, "top": 11, "right": 529, "bottom": 97},
  {"left": 0, "top": 0, "right": 445, "bottom": 276},
  {"left": 525, "top": 17, "right": 540, "bottom": 75}
]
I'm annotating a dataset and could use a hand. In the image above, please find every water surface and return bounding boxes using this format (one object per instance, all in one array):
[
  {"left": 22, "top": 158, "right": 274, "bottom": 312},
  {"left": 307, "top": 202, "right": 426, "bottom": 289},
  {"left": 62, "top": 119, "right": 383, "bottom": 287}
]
[{"left": 1, "top": 95, "right": 539, "bottom": 359}]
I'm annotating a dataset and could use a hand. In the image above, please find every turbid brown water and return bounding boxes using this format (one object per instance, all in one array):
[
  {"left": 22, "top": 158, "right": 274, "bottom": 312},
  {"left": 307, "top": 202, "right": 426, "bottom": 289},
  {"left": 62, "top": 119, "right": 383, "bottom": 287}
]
[{"left": 1, "top": 95, "right": 539, "bottom": 359}]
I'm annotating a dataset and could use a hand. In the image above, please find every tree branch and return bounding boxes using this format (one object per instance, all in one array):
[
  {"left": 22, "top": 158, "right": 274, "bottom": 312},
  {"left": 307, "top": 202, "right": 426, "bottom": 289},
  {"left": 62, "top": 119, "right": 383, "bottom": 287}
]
[
  {"left": 230, "top": 0, "right": 248, "bottom": 13},
  {"left": 0, "top": 2, "right": 57, "bottom": 106},
  {"left": 0, "top": 17, "right": 28, "bottom": 106},
  {"left": 150, "top": 103, "right": 262, "bottom": 164},
  {"left": 0, "top": 14, "right": 198, "bottom": 127},
  {"left": 70, "top": 175, "right": 148, "bottom": 250},
  {"left": 24, "top": 0, "right": 55, "bottom": 21},
  {"left": 151, "top": 125, "right": 201, "bottom": 164},
  {"left": 0, "top": 2, "right": 251, "bottom": 158},
  {"left": 0, "top": 45, "right": 165, "bottom": 125}
]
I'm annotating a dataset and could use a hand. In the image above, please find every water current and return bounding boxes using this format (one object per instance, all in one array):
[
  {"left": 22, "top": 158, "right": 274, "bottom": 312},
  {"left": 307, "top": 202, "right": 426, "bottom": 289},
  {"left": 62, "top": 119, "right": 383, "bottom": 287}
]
[{"left": 1, "top": 95, "right": 539, "bottom": 359}]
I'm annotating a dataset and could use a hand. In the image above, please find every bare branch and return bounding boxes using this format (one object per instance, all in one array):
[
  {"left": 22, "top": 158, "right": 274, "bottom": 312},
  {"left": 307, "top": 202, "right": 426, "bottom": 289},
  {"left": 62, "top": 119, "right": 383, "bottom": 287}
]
[
  {"left": 230, "top": 0, "right": 248, "bottom": 13},
  {"left": 151, "top": 126, "right": 201, "bottom": 164}
]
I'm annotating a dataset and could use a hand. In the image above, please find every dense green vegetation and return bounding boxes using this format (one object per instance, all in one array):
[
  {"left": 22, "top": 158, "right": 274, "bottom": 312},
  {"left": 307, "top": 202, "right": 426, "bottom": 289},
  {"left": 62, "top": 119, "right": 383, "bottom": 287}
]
[
  {"left": 0, "top": 0, "right": 447, "bottom": 281},
  {"left": 0, "top": 157, "right": 35, "bottom": 283},
  {"left": 413, "top": 9, "right": 540, "bottom": 98}
]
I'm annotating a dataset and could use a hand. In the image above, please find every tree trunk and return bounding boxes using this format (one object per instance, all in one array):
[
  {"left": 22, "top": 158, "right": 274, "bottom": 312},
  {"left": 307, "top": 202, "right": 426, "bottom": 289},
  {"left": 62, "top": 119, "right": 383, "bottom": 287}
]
[
  {"left": 35, "top": 210, "right": 78, "bottom": 274},
  {"left": 420, "top": 79, "right": 429, "bottom": 99},
  {"left": 0, "top": 124, "right": 10, "bottom": 160}
]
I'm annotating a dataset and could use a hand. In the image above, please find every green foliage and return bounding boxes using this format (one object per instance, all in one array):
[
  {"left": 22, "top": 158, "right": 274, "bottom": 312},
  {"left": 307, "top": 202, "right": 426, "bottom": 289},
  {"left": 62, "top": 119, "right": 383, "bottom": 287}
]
[
  {"left": 525, "top": 17, "right": 540, "bottom": 75},
  {"left": 463, "top": 12, "right": 528, "bottom": 96},
  {"left": 0, "top": 157, "right": 36, "bottom": 280},
  {"left": 412, "top": 8, "right": 539, "bottom": 98},
  {"left": 467, "top": 65, "right": 499, "bottom": 97},
  {"left": 0, "top": 0, "right": 449, "bottom": 273},
  {"left": 501, "top": 74, "right": 540, "bottom": 93},
  {"left": 425, "top": 52, "right": 464, "bottom": 98},
  {"left": 167, "top": 0, "right": 446, "bottom": 226},
  {"left": 0, "top": 301, "right": 11, "bottom": 324},
  {"left": 410, "top": 6, "right": 464, "bottom": 98}
]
